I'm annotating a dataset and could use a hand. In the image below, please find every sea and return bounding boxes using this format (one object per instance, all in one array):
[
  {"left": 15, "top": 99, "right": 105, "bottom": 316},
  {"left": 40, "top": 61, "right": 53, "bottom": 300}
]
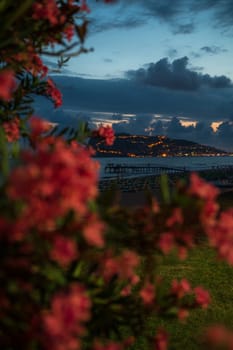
[{"left": 95, "top": 156, "right": 233, "bottom": 179}]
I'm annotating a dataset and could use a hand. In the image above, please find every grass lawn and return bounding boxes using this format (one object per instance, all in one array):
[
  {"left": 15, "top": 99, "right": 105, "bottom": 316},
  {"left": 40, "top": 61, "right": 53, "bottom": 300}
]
[
  {"left": 150, "top": 246, "right": 233, "bottom": 349},
  {"left": 133, "top": 192, "right": 233, "bottom": 349}
]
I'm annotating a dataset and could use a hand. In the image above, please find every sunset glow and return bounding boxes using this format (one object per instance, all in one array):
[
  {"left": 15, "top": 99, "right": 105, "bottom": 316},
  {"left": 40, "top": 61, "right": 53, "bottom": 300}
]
[
  {"left": 180, "top": 121, "right": 197, "bottom": 128},
  {"left": 211, "top": 121, "right": 223, "bottom": 132}
]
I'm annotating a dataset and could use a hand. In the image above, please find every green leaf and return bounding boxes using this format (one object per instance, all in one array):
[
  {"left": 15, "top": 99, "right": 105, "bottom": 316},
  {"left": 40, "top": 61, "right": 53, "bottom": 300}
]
[
  {"left": 11, "top": 141, "right": 20, "bottom": 158},
  {"left": 0, "top": 126, "right": 9, "bottom": 178},
  {"left": 42, "top": 264, "right": 66, "bottom": 286},
  {"left": 160, "top": 174, "right": 170, "bottom": 204},
  {"left": 87, "top": 199, "right": 97, "bottom": 212},
  {"left": 4, "top": 0, "right": 34, "bottom": 28}
]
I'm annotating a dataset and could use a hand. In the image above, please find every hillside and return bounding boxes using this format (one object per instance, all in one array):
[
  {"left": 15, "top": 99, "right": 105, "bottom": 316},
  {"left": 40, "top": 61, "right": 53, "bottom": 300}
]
[{"left": 89, "top": 134, "right": 228, "bottom": 157}]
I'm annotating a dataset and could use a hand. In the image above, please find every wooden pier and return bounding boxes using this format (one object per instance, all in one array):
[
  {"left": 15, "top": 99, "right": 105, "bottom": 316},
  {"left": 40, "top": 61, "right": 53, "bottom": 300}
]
[{"left": 104, "top": 163, "right": 187, "bottom": 177}]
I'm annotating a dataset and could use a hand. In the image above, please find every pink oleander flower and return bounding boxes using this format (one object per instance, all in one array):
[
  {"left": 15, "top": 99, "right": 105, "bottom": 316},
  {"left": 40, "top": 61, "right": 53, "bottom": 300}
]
[
  {"left": 50, "top": 235, "right": 78, "bottom": 267},
  {"left": 64, "top": 24, "right": 75, "bottom": 41},
  {"left": 201, "top": 199, "right": 219, "bottom": 228},
  {"left": 80, "top": 0, "right": 91, "bottom": 13},
  {"left": 29, "top": 116, "right": 52, "bottom": 140},
  {"left": 92, "top": 125, "right": 115, "bottom": 146},
  {"left": 158, "top": 228, "right": 193, "bottom": 260},
  {"left": 82, "top": 213, "right": 106, "bottom": 247},
  {"left": 32, "top": 0, "right": 60, "bottom": 25},
  {"left": 93, "top": 340, "right": 123, "bottom": 350},
  {"left": 46, "top": 78, "right": 62, "bottom": 107},
  {"left": 30, "top": 53, "right": 48, "bottom": 77},
  {"left": 177, "top": 246, "right": 188, "bottom": 260},
  {"left": 42, "top": 284, "right": 91, "bottom": 350},
  {"left": 121, "top": 274, "right": 140, "bottom": 296},
  {"left": 7, "top": 135, "right": 99, "bottom": 232},
  {"left": 207, "top": 208, "right": 233, "bottom": 265},
  {"left": 158, "top": 232, "right": 175, "bottom": 255},
  {"left": 171, "top": 279, "right": 191, "bottom": 299},
  {"left": 166, "top": 208, "right": 183, "bottom": 227},
  {"left": 194, "top": 286, "right": 211, "bottom": 309},
  {"left": 154, "top": 328, "right": 168, "bottom": 350},
  {"left": 189, "top": 173, "right": 219, "bottom": 201},
  {"left": 101, "top": 255, "right": 118, "bottom": 280},
  {"left": 101, "top": 249, "right": 140, "bottom": 283},
  {"left": 6, "top": 47, "right": 48, "bottom": 78},
  {"left": 3, "top": 117, "right": 20, "bottom": 142},
  {"left": 140, "top": 281, "right": 155, "bottom": 305},
  {"left": 177, "top": 308, "right": 189, "bottom": 322},
  {"left": 117, "top": 250, "right": 140, "bottom": 281},
  {"left": 0, "top": 70, "right": 16, "bottom": 101}
]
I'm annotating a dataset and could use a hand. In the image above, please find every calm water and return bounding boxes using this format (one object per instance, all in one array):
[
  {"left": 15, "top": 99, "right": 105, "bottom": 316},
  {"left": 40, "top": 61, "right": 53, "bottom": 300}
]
[{"left": 95, "top": 156, "right": 233, "bottom": 179}]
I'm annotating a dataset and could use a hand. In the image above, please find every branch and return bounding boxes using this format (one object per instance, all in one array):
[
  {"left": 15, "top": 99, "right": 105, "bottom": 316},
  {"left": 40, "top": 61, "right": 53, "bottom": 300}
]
[{"left": 41, "top": 46, "right": 93, "bottom": 58}]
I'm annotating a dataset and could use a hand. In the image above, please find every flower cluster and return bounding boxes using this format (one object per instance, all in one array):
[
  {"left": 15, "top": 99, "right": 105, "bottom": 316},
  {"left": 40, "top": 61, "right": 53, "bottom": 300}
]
[
  {"left": 0, "top": 70, "right": 16, "bottom": 101},
  {"left": 170, "top": 279, "right": 210, "bottom": 321},
  {"left": 207, "top": 208, "right": 233, "bottom": 265},
  {"left": 32, "top": 0, "right": 62, "bottom": 25},
  {"left": 50, "top": 235, "right": 78, "bottom": 267},
  {"left": 46, "top": 78, "right": 63, "bottom": 108},
  {"left": 2, "top": 117, "right": 20, "bottom": 142},
  {"left": 98, "top": 249, "right": 140, "bottom": 296},
  {"left": 7, "top": 136, "right": 99, "bottom": 233},
  {"left": 92, "top": 125, "right": 115, "bottom": 146},
  {"left": 41, "top": 284, "right": 91, "bottom": 350}
]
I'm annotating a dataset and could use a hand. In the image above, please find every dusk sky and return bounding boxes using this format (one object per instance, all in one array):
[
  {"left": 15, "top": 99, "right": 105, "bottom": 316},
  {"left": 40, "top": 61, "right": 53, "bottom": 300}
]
[{"left": 42, "top": 0, "right": 233, "bottom": 151}]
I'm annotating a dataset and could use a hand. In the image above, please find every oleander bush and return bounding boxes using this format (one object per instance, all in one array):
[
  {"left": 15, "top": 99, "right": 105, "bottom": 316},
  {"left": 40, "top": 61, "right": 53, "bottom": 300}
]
[{"left": 0, "top": 1, "right": 233, "bottom": 349}]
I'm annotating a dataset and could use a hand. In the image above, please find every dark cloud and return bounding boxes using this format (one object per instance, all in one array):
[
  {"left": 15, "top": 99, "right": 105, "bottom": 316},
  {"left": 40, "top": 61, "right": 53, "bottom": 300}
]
[
  {"left": 34, "top": 74, "right": 233, "bottom": 151},
  {"left": 47, "top": 75, "right": 233, "bottom": 122},
  {"left": 192, "top": 0, "right": 233, "bottom": 31},
  {"left": 200, "top": 46, "right": 228, "bottom": 55},
  {"left": 151, "top": 120, "right": 166, "bottom": 135},
  {"left": 166, "top": 48, "right": 178, "bottom": 58},
  {"left": 89, "top": 16, "right": 145, "bottom": 33},
  {"left": 190, "top": 65, "right": 204, "bottom": 72},
  {"left": 172, "top": 23, "right": 195, "bottom": 34},
  {"left": 135, "top": 0, "right": 233, "bottom": 32},
  {"left": 114, "top": 114, "right": 155, "bottom": 135},
  {"left": 134, "top": 0, "right": 184, "bottom": 21},
  {"left": 165, "top": 119, "right": 214, "bottom": 146},
  {"left": 166, "top": 116, "right": 186, "bottom": 134},
  {"left": 88, "top": 0, "right": 186, "bottom": 34},
  {"left": 201, "top": 74, "right": 232, "bottom": 88},
  {"left": 90, "top": 0, "right": 233, "bottom": 35},
  {"left": 217, "top": 121, "right": 233, "bottom": 139},
  {"left": 126, "top": 57, "right": 232, "bottom": 91},
  {"left": 113, "top": 116, "right": 233, "bottom": 151},
  {"left": 190, "top": 51, "right": 201, "bottom": 59},
  {"left": 103, "top": 58, "right": 113, "bottom": 63},
  {"left": 191, "top": 46, "right": 228, "bottom": 59},
  {"left": 214, "top": 121, "right": 233, "bottom": 150}
]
